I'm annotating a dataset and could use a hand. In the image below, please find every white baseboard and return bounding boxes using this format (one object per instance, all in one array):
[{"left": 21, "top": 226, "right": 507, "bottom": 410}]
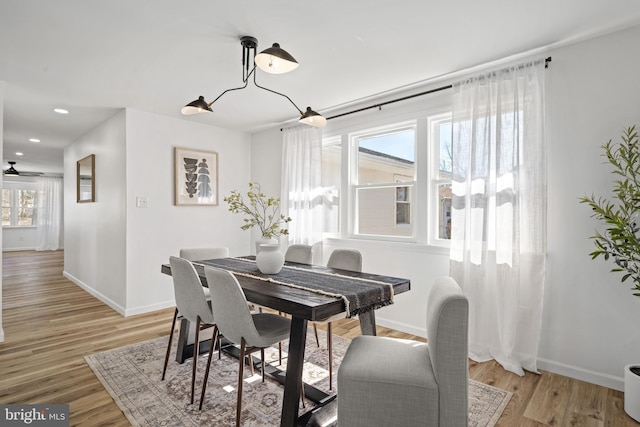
[
  {"left": 63, "top": 270, "right": 175, "bottom": 318},
  {"left": 63, "top": 270, "right": 126, "bottom": 316},
  {"left": 376, "top": 316, "right": 427, "bottom": 339},
  {"left": 537, "top": 357, "right": 624, "bottom": 391},
  {"left": 3, "top": 246, "right": 36, "bottom": 252},
  {"left": 124, "top": 300, "right": 175, "bottom": 317},
  {"left": 2, "top": 247, "right": 65, "bottom": 252}
]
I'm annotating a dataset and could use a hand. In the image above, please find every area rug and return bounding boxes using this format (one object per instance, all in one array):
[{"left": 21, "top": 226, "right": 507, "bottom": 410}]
[{"left": 85, "top": 331, "right": 511, "bottom": 426}]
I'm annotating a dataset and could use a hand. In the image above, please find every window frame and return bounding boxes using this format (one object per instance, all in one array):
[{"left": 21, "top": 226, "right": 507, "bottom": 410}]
[
  {"left": 428, "top": 113, "right": 454, "bottom": 246},
  {"left": 349, "top": 122, "right": 418, "bottom": 242},
  {"left": 321, "top": 135, "right": 343, "bottom": 238},
  {"left": 2, "top": 183, "right": 38, "bottom": 228}
]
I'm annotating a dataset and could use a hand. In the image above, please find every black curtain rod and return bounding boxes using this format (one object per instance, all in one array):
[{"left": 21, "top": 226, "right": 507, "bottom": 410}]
[
  {"left": 325, "top": 84, "right": 453, "bottom": 121},
  {"left": 281, "top": 56, "right": 551, "bottom": 129},
  {"left": 325, "top": 57, "right": 551, "bottom": 122}
]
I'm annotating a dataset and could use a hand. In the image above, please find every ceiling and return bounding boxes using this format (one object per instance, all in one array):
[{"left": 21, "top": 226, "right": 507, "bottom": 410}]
[{"left": 2, "top": 0, "right": 640, "bottom": 175}]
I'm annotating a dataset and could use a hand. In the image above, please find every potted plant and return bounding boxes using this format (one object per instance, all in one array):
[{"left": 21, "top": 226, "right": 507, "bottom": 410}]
[
  {"left": 580, "top": 125, "right": 640, "bottom": 422},
  {"left": 224, "top": 182, "right": 291, "bottom": 273}
]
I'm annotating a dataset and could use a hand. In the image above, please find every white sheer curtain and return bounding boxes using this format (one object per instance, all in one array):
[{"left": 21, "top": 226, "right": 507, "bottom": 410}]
[
  {"left": 36, "top": 177, "right": 63, "bottom": 251},
  {"left": 281, "top": 126, "right": 325, "bottom": 247},
  {"left": 449, "top": 60, "right": 546, "bottom": 376}
]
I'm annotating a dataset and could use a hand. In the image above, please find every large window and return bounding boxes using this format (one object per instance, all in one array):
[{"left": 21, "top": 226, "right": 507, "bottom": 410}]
[
  {"left": 2, "top": 187, "right": 37, "bottom": 227},
  {"left": 323, "top": 111, "right": 452, "bottom": 245},
  {"left": 353, "top": 124, "right": 416, "bottom": 239}
]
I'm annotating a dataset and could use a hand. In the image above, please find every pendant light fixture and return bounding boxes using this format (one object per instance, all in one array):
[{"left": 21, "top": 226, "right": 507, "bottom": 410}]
[{"left": 182, "top": 36, "right": 325, "bottom": 127}]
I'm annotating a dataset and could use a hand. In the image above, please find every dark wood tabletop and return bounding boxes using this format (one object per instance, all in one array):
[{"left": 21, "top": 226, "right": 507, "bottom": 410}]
[{"left": 161, "top": 259, "right": 410, "bottom": 321}]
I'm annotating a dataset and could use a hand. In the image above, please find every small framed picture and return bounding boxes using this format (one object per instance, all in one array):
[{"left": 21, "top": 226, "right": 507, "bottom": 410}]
[{"left": 174, "top": 147, "right": 218, "bottom": 206}]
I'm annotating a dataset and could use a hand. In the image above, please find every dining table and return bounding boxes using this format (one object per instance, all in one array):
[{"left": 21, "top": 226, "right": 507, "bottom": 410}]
[{"left": 161, "top": 256, "right": 411, "bottom": 427}]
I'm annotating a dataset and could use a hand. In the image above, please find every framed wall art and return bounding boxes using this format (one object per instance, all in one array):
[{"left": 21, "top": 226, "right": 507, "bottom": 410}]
[{"left": 174, "top": 147, "right": 218, "bottom": 206}]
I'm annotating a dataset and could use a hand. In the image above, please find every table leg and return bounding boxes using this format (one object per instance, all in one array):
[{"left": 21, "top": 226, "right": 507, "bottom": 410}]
[
  {"left": 280, "top": 316, "right": 308, "bottom": 427},
  {"left": 358, "top": 311, "right": 377, "bottom": 336},
  {"left": 176, "top": 318, "right": 190, "bottom": 363},
  {"left": 175, "top": 318, "right": 212, "bottom": 363}
]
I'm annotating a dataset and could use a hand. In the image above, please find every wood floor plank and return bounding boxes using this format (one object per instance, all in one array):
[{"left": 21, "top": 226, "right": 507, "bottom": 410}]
[
  {"left": 0, "top": 250, "right": 637, "bottom": 426},
  {"left": 524, "top": 371, "right": 572, "bottom": 425}
]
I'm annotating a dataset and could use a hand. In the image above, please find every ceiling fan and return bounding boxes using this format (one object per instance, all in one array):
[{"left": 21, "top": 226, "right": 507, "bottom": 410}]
[{"left": 3, "top": 161, "right": 44, "bottom": 177}]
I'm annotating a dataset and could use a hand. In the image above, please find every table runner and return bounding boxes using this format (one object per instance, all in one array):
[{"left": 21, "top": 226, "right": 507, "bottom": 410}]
[{"left": 193, "top": 257, "right": 396, "bottom": 318}]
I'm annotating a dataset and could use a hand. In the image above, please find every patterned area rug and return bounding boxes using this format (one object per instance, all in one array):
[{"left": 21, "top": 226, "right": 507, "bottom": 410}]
[{"left": 85, "top": 330, "right": 511, "bottom": 426}]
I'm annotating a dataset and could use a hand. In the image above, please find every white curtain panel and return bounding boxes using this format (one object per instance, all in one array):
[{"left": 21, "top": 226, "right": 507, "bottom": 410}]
[
  {"left": 449, "top": 60, "right": 546, "bottom": 376},
  {"left": 36, "top": 176, "right": 63, "bottom": 251},
  {"left": 281, "top": 126, "right": 325, "bottom": 246}
]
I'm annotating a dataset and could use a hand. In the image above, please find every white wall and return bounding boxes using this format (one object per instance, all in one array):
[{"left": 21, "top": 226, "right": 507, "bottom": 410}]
[
  {"left": 64, "top": 110, "right": 127, "bottom": 313},
  {"left": 124, "top": 109, "right": 252, "bottom": 315},
  {"left": 250, "top": 24, "right": 640, "bottom": 390},
  {"left": 539, "top": 24, "right": 640, "bottom": 390},
  {"left": 63, "top": 109, "right": 253, "bottom": 316}
]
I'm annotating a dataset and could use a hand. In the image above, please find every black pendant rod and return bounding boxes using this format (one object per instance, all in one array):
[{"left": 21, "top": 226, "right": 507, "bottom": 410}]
[{"left": 324, "top": 56, "right": 551, "bottom": 123}]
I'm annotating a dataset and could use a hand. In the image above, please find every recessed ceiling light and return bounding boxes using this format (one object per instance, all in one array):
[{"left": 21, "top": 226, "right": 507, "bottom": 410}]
[
  {"left": 54, "top": 108, "right": 69, "bottom": 114},
  {"left": 15, "top": 152, "right": 23, "bottom": 156},
  {"left": 29, "top": 138, "right": 40, "bottom": 143}
]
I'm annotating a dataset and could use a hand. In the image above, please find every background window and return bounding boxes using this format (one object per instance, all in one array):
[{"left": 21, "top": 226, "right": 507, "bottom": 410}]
[{"left": 3, "top": 187, "right": 36, "bottom": 227}]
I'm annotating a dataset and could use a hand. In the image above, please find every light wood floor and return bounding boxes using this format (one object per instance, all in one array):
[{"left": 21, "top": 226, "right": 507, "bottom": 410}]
[{"left": 0, "top": 250, "right": 637, "bottom": 426}]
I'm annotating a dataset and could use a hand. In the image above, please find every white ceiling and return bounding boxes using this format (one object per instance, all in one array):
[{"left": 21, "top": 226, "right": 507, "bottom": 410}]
[{"left": 2, "top": 0, "right": 640, "bottom": 174}]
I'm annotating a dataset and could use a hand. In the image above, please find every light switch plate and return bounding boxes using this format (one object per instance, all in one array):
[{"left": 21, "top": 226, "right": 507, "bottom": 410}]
[{"left": 136, "top": 196, "right": 149, "bottom": 208}]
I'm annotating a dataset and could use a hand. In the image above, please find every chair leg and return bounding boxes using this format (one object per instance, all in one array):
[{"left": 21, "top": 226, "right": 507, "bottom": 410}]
[
  {"left": 161, "top": 307, "right": 178, "bottom": 381},
  {"left": 313, "top": 323, "right": 320, "bottom": 347},
  {"left": 236, "top": 338, "right": 246, "bottom": 427},
  {"left": 261, "top": 348, "right": 266, "bottom": 383},
  {"left": 191, "top": 317, "right": 201, "bottom": 405},
  {"left": 328, "top": 322, "right": 333, "bottom": 390},
  {"left": 278, "top": 341, "right": 282, "bottom": 365},
  {"left": 198, "top": 325, "right": 219, "bottom": 410}
]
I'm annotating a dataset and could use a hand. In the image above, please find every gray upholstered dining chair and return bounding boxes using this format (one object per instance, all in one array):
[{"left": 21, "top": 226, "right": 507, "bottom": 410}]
[
  {"left": 327, "top": 248, "right": 362, "bottom": 272},
  {"left": 199, "top": 266, "right": 292, "bottom": 426},
  {"left": 162, "top": 256, "right": 220, "bottom": 406},
  {"left": 337, "top": 276, "right": 469, "bottom": 426},
  {"left": 284, "top": 244, "right": 313, "bottom": 265},
  {"left": 316, "top": 248, "right": 362, "bottom": 390},
  {"left": 178, "top": 247, "right": 229, "bottom": 300},
  {"left": 162, "top": 248, "right": 228, "bottom": 374},
  {"left": 179, "top": 247, "right": 229, "bottom": 261}
]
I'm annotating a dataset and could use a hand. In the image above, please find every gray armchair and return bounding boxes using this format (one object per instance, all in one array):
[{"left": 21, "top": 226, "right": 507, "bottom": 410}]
[{"left": 337, "top": 276, "right": 469, "bottom": 426}]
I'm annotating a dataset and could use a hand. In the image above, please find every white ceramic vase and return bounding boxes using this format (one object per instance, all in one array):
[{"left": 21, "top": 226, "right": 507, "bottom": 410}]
[
  {"left": 256, "top": 243, "right": 285, "bottom": 274},
  {"left": 625, "top": 364, "right": 640, "bottom": 422},
  {"left": 255, "top": 235, "right": 278, "bottom": 254}
]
